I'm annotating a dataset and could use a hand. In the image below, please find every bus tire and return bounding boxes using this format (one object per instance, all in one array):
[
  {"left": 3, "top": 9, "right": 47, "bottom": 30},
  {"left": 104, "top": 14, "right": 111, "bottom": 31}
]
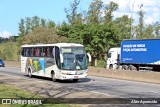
[
  {"left": 28, "top": 68, "right": 32, "bottom": 78},
  {"left": 109, "top": 65, "right": 113, "bottom": 69},
  {"left": 73, "top": 79, "right": 78, "bottom": 82},
  {"left": 51, "top": 71, "right": 57, "bottom": 82}
]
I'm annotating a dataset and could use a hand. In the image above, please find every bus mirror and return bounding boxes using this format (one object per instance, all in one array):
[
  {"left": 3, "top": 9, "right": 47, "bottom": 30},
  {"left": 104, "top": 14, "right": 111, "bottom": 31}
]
[
  {"left": 60, "top": 53, "right": 63, "bottom": 63},
  {"left": 87, "top": 53, "right": 91, "bottom": 62}
]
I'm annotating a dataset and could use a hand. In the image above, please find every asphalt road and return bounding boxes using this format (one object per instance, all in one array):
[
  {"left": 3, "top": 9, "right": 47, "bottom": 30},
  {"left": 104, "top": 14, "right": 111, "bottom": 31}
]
[{"left": 0, "top": 67, "right": 160, "bottom": 99}]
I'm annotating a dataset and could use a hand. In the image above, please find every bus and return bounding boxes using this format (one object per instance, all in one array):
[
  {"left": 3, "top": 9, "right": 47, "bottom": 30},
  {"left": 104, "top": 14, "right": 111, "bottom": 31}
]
[{"left": 21, "top": 43, "right": 91, "bottom": 82}]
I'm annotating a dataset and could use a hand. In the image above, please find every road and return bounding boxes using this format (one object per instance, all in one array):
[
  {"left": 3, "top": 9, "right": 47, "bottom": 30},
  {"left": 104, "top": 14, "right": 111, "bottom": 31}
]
[{"left": 1, "top": 67, "right": 160, "bottom": 99}]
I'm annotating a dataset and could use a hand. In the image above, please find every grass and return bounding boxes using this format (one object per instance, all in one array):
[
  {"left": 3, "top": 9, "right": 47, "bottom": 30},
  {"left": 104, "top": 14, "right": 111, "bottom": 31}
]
[{"left": 0, "top": 83, "right": 71, "bottom": 107}]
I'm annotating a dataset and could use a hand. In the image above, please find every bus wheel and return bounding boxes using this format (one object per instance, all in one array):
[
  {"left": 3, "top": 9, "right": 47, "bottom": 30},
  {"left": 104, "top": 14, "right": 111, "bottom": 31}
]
[
  {"left": 109, "top": 65, "right": 113, "bottom": 69},
  {"left": 28, "top": 69, "right": 32, "bottom": 78},
  {"left": 73, "top": 79, "right": 78, "bottom": 82},
  {"left": 51, "top": 72, "right": 57, "bottom": 82}
]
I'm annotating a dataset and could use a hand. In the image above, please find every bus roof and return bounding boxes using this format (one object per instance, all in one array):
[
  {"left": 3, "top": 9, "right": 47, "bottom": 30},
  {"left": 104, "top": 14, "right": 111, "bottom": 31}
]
[{"left": 21, "top": 43, "right": 84, "bottom": 48}]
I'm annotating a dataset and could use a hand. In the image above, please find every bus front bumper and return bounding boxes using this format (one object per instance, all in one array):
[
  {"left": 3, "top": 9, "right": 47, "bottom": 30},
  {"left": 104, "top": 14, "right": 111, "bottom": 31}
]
[{"left": 59, "top": 74, "right": 87, "bottom": 80}]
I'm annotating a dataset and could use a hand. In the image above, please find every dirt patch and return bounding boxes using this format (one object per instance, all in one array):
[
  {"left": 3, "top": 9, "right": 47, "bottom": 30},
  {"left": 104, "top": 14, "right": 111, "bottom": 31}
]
[
  {"left": 88, "top": 66, "right": 160, "bottom": 84},
  {"left": 4, "top": 61, "right": 20, "bottom": 67}
]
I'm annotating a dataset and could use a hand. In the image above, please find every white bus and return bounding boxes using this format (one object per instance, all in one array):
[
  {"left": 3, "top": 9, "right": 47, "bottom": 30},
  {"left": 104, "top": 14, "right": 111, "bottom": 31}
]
[{"left": 21, "top": 43, "right": 91, "bottom": 82}]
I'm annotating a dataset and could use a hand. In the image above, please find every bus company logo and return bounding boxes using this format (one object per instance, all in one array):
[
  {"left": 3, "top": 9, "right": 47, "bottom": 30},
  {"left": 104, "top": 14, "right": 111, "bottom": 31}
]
[{"left": 2, "top": 99, "right": 11, "bottom": 104}]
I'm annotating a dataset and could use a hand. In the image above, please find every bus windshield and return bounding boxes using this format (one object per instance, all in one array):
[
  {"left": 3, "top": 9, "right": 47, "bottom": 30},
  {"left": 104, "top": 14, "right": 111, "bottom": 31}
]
[{"left": 61, "top": 47, "right": 87, "bottom": 70}]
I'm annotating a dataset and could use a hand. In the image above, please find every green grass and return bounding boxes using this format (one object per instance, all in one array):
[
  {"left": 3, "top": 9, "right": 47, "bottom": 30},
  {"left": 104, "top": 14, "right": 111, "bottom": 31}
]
[{"left": 0, "top": 83, "right": 71, "bottom": 107}]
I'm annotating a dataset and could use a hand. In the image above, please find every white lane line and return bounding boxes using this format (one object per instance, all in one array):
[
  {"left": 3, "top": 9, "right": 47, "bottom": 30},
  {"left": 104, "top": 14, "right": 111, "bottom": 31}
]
[{"left": 149, "top": 91, "right": 160, "bottom": 94}]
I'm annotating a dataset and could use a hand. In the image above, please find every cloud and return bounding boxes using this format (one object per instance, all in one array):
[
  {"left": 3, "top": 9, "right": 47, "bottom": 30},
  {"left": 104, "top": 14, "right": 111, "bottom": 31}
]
[
  {"left": 0, "top": 31, "right": 12, "bottom": 38},
  {"left": 102, "top": 0, "right": 160, "bottom": 25}
]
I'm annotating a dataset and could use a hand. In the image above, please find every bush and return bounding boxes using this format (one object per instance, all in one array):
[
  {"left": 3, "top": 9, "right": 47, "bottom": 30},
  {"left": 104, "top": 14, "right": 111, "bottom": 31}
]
[{"left": 97, "top": 60, "right": 106, "bottom": 68}]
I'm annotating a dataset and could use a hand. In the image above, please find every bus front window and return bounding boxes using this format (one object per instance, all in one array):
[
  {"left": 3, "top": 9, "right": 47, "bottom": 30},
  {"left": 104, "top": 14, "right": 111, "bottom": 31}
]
[
  {"left": 75, "top": 54, "right": 87, "bottom": 70},
  {"left": 61, "top": 47, "right": 87, "bottom": 70},
  {"left": 62, "top": 53, "right": 75, "bottom": 70}
]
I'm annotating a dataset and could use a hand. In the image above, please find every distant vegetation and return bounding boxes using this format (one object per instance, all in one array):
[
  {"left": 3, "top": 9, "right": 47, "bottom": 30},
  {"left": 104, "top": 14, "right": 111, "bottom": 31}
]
[
  {"left": 0, "top": 42, "right": 19, "bottom": 61},
  {"left": 1, "top": 0, "right": 160, "bottom": 66}
]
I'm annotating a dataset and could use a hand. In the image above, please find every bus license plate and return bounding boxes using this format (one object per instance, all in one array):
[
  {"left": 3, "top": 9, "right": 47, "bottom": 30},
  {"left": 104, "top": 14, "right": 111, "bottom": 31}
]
[{"left": 74, "top": 76, "right": 78, "bottom": 78}]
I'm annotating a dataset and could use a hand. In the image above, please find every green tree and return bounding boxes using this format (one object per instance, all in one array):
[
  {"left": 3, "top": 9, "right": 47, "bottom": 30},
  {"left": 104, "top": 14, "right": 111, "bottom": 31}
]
[
  {"left": 23, "top": 26, "right": 67, "bottom": 44},
  {"left": 56, "top": 21, "right": 71, "bottom": 38},
  {"left": 104, "top": 1, "right": 119, "bottom": 24},
  {"left": 143, "top": 24, "right": 154, "bottom": 39},
  {"left": 87, "top": 0, "right": 103, "bottom": 24},
  {"left": 2, "top": 42, "right": 15, "bottom": 60},
  {"left": 153, "top": 22, "right": 160, "bottom": 38},
  {"left": 137, "top": 4, "right": 144, "bottom": 39},
  {"left": 114, "top": 15, "right": 131, "bottom": 39},
  {"left": 18, "top": 19, "right": 25, "bottom": 37},
  {"left": 25, "top": 17, "right": 31, "bottom": 35},
  {"left": 47, "top": 20, "right": 55, "bottom": 29},
  {"left": 41, "top": 18, "right": 46, "bottom": 27},
  {"left": 31, "top": 16, "right": 40, "bottom": 30},
  {"left": 65, "top": 0, "right": 80, "bottom": 25}
]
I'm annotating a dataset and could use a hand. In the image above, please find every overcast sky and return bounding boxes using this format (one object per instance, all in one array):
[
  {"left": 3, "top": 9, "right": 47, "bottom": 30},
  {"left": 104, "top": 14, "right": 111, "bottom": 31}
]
[{"left": 0, "top": 0, "right": 159, "bottom": 38}]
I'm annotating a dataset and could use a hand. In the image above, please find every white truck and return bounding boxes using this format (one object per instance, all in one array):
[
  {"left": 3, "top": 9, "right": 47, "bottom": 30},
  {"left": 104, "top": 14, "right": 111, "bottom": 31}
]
[{"left": 106, "top": 47, "right": 120, "bottom": 69}]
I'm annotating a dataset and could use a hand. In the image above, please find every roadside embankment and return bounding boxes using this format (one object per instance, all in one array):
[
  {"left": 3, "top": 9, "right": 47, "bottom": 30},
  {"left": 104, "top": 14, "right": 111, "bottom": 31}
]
[
  {"left": 88, "top": 66, "right": 160, "bottom": 84},
  {"left": 4, "top": 61, "right": 20, "bottom": 67}
]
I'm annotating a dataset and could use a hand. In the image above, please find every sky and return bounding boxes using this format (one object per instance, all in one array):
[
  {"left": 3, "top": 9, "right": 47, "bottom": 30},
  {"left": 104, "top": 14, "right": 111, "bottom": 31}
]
[{"left": 0, "top": 0, "right": 160, "bottom": 38}]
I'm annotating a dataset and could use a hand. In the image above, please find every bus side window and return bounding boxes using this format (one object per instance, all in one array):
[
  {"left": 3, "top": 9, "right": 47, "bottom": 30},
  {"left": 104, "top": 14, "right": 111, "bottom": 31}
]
[
  {"left": 21, "top": 48, "right": 25, "bottom": 56},
  {"left": 29, "top": 48, "right": 33, "bottom": 56},
  {"left": 52, "top": 47, "right": 54, "bottom": 57},
  {"left": 26, "top": 48, "right": 29, "bottom": 56},
  {"left": 42, "top": 47, "right": 48, "bottom": 57},
  {"left": 35, "top": 48, "right": 39, "bottom": 56},
  {"left": 49, "top": 47, "right": 54, "bottom": 57},
  {"left": 46, "top": 47, "right": 49, "bottom": 57},
  {"left": 55, "top": 47, "right": 60, "bottom": 68},
  {"left": 39, "top": 48, "right": 42, "bottom": 56}
]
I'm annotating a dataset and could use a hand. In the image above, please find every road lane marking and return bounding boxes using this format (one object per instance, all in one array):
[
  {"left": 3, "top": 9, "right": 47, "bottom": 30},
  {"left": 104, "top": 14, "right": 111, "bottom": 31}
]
[{"left": 149, "top": 91, "right": 160, "bottom": 94}]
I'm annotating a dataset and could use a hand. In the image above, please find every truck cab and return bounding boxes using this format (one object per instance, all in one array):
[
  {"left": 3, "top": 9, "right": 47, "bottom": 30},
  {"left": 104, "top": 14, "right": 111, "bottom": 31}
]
[{"left": 106, "top": 47, "right": 120, "bottom": 69}]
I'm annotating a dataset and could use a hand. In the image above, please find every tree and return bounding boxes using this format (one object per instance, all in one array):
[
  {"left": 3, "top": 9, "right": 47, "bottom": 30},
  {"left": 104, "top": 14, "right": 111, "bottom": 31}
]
[
  {"left": 137, "top": 4, "right": 144, "bottom": 39},
  {"left": 143, "top": 24, "right": 154, "bottom": 39},
  {"left": 23, "top": 27, "right": 67, "bottom": 44},
  {"left": 65, "top": 0, "right": 80, "bottom": 25},
  {"left": 41, "top": 18, "right": 46, "bottom": 27},
  {"left": 18, "top": 19, "right": 25, "bottom": 37},
  {"left": 56, "top": 21, "right": 71, "bottom": 38},
  {"left": 31, "top": 16, "right": 40, "bottom": 30},
  {"left": 25, "top": 17, "right": 31, "bottom": 35},
  {"left": 114, "top": 15, "right": 131, "bottom": 39},
  {"left": 2, "top": 42, "right": 15, "bottom": 60},
  {"left": 153, "top": 22, "right": 160, "bottom": 38},
  {"left": 104, "top": 1, "right": 119, "bottom": 24},
  {"left": 87, "top": 0, "right": 103, "bottom": 24},
  {"left": 47, "top": 20, "right": 55, "bottom": 29}
]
